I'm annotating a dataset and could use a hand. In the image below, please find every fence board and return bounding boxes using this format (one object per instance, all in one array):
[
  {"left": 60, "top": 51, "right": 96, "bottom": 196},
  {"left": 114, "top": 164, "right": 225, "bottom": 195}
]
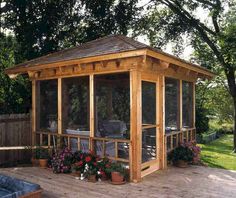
[{"left": 0, "top": 114, "right": 31, "bottom": 166}]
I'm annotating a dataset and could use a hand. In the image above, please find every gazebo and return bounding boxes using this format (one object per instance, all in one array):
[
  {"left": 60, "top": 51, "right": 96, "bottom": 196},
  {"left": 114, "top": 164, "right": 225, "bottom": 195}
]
[{"left": 6, "top": 35, "right": 214, "bottom": 182}]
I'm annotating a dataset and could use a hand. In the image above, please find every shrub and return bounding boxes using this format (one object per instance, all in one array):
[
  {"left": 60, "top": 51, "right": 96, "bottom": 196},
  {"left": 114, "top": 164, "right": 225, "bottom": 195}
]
[{"left": 169, "top": 141, "right": 201, "bottom": 164}]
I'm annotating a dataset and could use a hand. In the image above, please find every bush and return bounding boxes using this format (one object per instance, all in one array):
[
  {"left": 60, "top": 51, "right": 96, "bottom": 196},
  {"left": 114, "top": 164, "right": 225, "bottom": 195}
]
[{"left": 169, "top": 141, "right": 201, "bottom": 164}]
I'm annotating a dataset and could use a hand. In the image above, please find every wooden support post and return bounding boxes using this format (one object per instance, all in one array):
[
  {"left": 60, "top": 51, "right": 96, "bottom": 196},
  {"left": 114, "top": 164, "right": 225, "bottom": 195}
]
[
  {"left": 159, "top": 75, "right": 166, "bottom": 169},
  {"left": 58, "top": 78, "right": 62, "bottom": 148},
  {"left": 32, "top": 80, "right": 36, "bottom": 147},
  {"left": 193, "top": 83, "right": 196, "bottom": 132},
  {"left": 89, "top": 75, "right": 94, "bottom": 150},
  {"left": 179, "top": 80, "right": 183, "bottom": 131},
  {"left": 130, "top": 69, "right": 142, "bottom": 182}
]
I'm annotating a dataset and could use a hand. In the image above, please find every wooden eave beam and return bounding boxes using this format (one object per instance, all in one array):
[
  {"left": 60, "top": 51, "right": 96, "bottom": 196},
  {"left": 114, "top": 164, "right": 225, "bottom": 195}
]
[
  {"left": 5, "top": 49, "right": 147, "bottom": 75},
  {"left": 146, "top": 49, "right": 215, "bottom": 79}
]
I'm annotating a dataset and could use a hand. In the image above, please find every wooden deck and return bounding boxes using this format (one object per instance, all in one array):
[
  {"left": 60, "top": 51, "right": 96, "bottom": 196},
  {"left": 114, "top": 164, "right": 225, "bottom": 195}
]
[{"left": 0, "top": 166, "right": 236, "bottom": 198}]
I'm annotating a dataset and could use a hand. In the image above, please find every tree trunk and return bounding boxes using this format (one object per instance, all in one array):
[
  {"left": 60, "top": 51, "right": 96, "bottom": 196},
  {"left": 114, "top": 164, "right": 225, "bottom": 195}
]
[
  {"left": 233, "top": 98, "right": 236, "bottom": 152},
  {"left": 225, "top": 68, "right": 236, "bottom": 152}
]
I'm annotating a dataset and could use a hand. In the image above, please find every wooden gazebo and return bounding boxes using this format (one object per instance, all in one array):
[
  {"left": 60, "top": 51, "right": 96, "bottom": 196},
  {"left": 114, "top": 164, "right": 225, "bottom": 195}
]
[{"left": 6, "top": 35, "right": 214, "bottom": 182}]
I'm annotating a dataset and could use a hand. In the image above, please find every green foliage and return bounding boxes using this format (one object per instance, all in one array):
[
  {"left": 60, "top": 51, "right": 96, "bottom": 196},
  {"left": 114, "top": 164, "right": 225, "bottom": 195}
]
[
  {"left": 168, "top": 144, "right": 194, "bottom": 163},
  {"left": 0, "top": 33, "right": 31, "bottom": 114},
  {"left": 3, "top": 0, "right": 139, "bottom": 60},
  {"left": 105, "top": 162, "right": 128, "bottom": 177},
  {"left": 0, "top": 0, "right": 140, "bottom": 114}
]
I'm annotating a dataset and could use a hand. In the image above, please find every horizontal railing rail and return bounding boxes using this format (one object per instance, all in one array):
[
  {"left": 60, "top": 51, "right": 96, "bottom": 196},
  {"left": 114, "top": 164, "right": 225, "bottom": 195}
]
[
  {"left": 35, "top": 131, "right": 130, "bottom": 163},
  {"left": 165, "top": 128, "right": 196, "bottom": 153}
]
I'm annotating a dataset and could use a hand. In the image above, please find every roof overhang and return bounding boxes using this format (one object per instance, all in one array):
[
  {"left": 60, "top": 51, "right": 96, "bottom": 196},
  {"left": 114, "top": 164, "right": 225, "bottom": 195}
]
[{"left": 5, "top": 48, "right": 215, "bottom": 80}]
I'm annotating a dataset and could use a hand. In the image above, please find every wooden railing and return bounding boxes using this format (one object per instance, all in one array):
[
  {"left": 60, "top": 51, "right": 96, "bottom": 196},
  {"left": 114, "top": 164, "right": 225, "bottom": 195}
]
[
  {"left": 35, "top": 131, "right": 130, "bottom": 163},
  {"left": 165, "top": 128, "right": 196, "bottom": 153}
]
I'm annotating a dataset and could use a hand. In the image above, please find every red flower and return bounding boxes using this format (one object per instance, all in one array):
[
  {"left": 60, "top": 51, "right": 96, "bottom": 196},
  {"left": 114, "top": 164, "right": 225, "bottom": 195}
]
[
  {"left": 85, "top": 156, "right": 92, "bottom": 162},
  {"left": 93, "top": 162, "right": 97, "bottom": 166},
  {"left": 78, "top": 161, "right": 83, "bottom": 166}
]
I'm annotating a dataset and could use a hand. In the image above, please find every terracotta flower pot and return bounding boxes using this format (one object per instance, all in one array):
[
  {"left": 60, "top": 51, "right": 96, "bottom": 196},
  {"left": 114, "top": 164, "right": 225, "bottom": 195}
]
[
  {"left": 88, "top": 174, "right": 97, "bottom": 182},
  {"left": 31, "top": 158, "right": 39, "bottom": 166},
  {"left": 111, "top": 172, "right": 124, "bottom": 183},
  {"left": 75, "top": 171, "right": 81, "bottom": 177},
  {"left": 175, "top": 160, "right": 189, "bottom": 168},
  {"left": 39, "top": 159, "right": 48, "bottom": 168}
]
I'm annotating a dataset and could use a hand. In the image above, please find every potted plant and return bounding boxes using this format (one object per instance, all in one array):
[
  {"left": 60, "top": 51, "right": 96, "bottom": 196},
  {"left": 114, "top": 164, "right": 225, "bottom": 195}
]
[
  {"left": 72, "top": 151, "right": 85, "bottom": 176},
  {"left": 82, "top": 151, "right": 99, "bottom": 182},
  {"left": 84, "top": 166, "right": 97, "bottom": 182},
  {"left": 168, "top": 142, "right": 194, "bottom": 168},
  {"left": 106, "top": 162, "right": 127, "bottom": 184},
  {"left": 97, "top": 157, "right": 111, "bottom": 181},
  {"left": 38, "top": 147, "right": 49, "bottom": 168}
]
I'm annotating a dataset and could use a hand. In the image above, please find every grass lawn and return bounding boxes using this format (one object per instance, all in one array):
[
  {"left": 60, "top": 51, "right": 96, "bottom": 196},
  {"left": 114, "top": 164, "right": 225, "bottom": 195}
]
[{"left": 199, "top": 134, "right": 236, "bottom": 170}]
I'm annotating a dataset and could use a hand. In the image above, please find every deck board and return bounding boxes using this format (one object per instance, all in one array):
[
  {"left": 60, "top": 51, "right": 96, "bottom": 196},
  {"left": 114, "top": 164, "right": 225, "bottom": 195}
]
[{"left": 0, "top": 166, "right": 236, "bottom": 198}]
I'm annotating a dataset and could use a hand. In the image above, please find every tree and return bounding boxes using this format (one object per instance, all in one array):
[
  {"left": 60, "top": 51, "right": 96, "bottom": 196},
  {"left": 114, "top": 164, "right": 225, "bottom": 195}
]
[
  {"left": 0, "top": 0, "right": 139, "bottom": 114},
  {"left": 140, "top": 0, "right": 236, "bottom": 151},
  {"left": 0, "top": 33, "right": 31, "bottom": 113},
  {"left": 2, "top": 0, "right": 139, "bottom": 62}
]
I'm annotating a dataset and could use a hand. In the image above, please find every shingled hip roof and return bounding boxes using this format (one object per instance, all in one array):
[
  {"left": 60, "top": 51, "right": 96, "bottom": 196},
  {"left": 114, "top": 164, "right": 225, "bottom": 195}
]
[{"left": 5, "top": 34, "right": 215, "bottom": 78}]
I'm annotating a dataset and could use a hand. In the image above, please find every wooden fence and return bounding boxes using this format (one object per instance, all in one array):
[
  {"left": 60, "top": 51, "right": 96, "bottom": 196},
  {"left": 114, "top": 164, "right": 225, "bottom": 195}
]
[{"left": 0, "top": 114, "right": 31, "bottom": 166}]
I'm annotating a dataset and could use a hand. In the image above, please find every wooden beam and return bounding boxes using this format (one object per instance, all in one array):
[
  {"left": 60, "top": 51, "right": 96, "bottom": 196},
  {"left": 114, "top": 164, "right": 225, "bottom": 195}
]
[
  {"left": 193, "top": 83, "right": 196, "bottom": 128},
  {"left": 58, "top": 78, "right": 62, "bottom": 135},
  {"left": 32, "top": 80, "right": 36, "bottom": 147},
  {"left": 146, "top": 49, "right": 215, "bottom": 78},
  {"left": 158, "top": 75, "right": 166, "bottom": 169},
  {"left": 159, "top": 60, "right": 169, "bottom": 69},
  {"left": 89, "top": 75, "right": 94, "bottom": 150},
  {"left": 130, "top": 69, "right": 142, "bottom": 182},
  {"left": 179, "top": 80, "right": 183, "bottom": 131},
  {"left": 6, "top": 49, "right": 146, "bottom": 74}
]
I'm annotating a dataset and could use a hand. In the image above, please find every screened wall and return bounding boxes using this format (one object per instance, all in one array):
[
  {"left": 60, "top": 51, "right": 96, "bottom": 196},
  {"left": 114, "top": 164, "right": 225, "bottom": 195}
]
[
  {"left": 142, "top": 81, "right": 157, "bottom": 163},
  {"left": 94, "top": 73, "right": 130, "bottom": 139},
  {"left": 62, "top": 76, "right": 90, "bottom": 136},
  {"left": 37, "top": 79, "right": 58, "bottom": 132},
  {"left": 182, "top": 81, "right": 193, "bottom": 128},
  {"left": 165, "top": 78, "right": 179, "bottom": 132}
]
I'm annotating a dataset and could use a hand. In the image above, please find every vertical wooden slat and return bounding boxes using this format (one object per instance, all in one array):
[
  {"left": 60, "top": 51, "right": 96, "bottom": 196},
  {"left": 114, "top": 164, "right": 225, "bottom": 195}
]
[
  {"left": 48, "top": 134, "right": 51, "bottom": 148},
  {"left": 130, "top": 69, "right": 142, "bottom": 182},
  {"left": 68, "top": 137, "right": 70, "bottom": 148},
  {"left": 170, "top": 134, "right": 173, "bottom": 150},
  {"left": 115, "top": 141, "right": 118, "bottom": 159},
  {"left": 77, "top": 137, "right": 81, "bottom": 150},
  {"left": 89, "top": 75, "right": 94, "bottom": 151},
  {"left": 103, "top": 140, "right": 106, "bottom": 157}
]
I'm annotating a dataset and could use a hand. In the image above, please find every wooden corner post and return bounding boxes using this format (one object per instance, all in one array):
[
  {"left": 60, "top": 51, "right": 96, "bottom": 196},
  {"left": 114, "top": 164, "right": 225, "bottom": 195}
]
[
  {"left": 58, "top": 78, "right": 62, "bottom": 148},
  {"left": 89, "top": 74, "right": 94, "bottom": 150},
  {"left": 130, "top": 69, "right": 142, "bottom": 182},
  {"left": 158, "top": 75, "right": 166, "bottom": 169},
  {"left": 32, "top": 80, "right": 36, "bottom": 146}
]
